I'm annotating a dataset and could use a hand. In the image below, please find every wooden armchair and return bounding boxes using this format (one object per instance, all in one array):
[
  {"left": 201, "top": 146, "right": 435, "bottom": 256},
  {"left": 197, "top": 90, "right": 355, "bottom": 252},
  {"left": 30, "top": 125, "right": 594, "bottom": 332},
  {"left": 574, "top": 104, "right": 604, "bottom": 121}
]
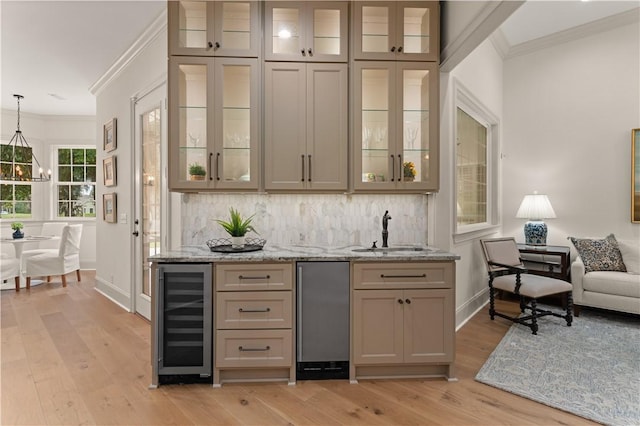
[{"left": 480, "top": 237, "right": 573, "bottom": 334}]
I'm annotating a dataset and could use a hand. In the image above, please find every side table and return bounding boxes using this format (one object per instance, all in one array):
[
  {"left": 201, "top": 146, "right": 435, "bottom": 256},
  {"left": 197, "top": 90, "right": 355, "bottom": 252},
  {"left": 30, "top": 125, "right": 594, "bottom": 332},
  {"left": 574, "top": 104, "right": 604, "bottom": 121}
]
[{"left": 517, "top": 244, "right": 571, "bottom": 282}]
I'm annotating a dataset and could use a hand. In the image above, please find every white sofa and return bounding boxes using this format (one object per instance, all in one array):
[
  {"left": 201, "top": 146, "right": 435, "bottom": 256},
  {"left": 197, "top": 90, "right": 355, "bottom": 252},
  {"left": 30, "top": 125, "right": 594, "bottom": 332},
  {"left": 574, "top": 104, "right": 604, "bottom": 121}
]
[{"left": 571, "top": 239, "right": 640, "bottom": 316}]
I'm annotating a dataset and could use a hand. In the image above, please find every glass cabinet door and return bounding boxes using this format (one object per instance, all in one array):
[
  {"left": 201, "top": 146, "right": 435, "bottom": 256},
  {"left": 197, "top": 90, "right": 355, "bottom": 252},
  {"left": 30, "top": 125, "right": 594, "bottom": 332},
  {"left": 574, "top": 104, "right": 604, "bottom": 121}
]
[
  {"left": 169, "top": 57, "right": 212, "bottom": 190},
  {"left": 266, "top": 2, "right": 304, "bottom": 61},
  {"left": 266, "top": 2, "right": 348, "bottom": 62},
  {"left": 397, "top": 62, "right": 439, "bottom": 190},
  {"left": 214, "top": 58, "right": 258, "bottom": 189},
  {"left": 307, "top": 2, "right": 348, "bottom": 62},
  {"left": 354, "top": 61, "right": 439, "bottom": 192},
  {"left": 355, "top": 2, "right": 395, "bottom": 60},
  {"left": 169, "top": 1, "right": 260, "bottom": 57},
  {"left": 169, "top": 1, "right": 215, "bottom": 56},
  {"left": 354, "top": 1, "right": 438, "bottom": 62},
  {"left": 213, "top": 1, "right": 260, "bottom": 57},
  {"left": 354, "top": 62, "right": 395, "bottom": 190}
]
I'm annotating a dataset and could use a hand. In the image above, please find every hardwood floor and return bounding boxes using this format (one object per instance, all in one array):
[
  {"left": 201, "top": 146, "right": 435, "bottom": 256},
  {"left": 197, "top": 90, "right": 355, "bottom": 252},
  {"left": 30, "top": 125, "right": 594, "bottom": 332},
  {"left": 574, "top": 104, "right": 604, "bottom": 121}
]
[{"left": 1, "top": 271, "right": 597, "bottom": 425}]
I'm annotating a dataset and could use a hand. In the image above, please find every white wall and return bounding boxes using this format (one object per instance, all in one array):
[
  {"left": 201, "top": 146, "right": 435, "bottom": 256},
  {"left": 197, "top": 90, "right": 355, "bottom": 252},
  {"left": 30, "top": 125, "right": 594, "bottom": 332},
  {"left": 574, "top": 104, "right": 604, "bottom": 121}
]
[
  {"left": 438, "top": 39, "right": 505, "bottom": 327},
  {"left": 502, "top": 21, "right": 640, "bottom": 247},
  {"left": 94, "top": 25, "right": 167, "bottom": 309},
  {"left": 0, "top": 111, "right": 97, "bottom": 269}
]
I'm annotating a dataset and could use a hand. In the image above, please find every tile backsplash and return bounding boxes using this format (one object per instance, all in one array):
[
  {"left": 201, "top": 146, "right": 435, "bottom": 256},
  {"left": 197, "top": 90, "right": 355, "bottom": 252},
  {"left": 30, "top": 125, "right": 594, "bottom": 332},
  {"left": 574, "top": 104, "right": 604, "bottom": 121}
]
[{"left": 181, "top": 193, "right": 429, "bottom": 247}]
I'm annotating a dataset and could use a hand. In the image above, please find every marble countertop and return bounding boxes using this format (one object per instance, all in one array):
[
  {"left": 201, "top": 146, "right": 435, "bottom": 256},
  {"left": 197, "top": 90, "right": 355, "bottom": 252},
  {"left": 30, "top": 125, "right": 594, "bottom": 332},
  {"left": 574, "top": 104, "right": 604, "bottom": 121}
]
[{"left": 150, "top": 244, "right": 460, "bottom": 263}]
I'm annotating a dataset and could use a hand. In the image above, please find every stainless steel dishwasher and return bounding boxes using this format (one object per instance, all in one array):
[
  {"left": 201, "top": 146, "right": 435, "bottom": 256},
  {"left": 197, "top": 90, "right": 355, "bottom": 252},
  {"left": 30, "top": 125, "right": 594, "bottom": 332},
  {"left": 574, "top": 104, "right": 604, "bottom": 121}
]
[{"left": 296, "top": 261, "right": 350, "bottom": 380}]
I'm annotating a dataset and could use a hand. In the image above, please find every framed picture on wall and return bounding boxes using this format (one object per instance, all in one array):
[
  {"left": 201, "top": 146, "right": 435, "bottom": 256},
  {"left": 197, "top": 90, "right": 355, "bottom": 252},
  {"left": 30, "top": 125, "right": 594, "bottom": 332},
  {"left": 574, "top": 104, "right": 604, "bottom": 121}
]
[
  {"left": 103, "top": 193, "right": 117, "bottom": 223},
  {"left": 103, "top": 118, "right": 117, "bottom": 152},
  {"left": 103, "top": 155, "right": 117, "bottom": 187},
  {"left": 632, "top": 128, "right": 640, "bottom": 223}
]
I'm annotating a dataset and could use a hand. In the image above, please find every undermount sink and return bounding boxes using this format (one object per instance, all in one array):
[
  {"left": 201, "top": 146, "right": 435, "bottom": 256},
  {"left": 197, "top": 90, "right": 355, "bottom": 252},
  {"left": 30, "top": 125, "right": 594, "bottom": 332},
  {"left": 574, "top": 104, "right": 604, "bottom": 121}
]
[{"left": 352, "top": 247, "right": 429, "bottom": 253}]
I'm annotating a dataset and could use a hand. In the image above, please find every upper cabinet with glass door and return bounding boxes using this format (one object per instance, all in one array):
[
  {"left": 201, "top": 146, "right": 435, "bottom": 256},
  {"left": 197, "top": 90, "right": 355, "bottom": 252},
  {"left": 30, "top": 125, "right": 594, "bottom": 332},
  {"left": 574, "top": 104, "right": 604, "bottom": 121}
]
[
  {"left": 265, "top": 2, "right": 348, "bottom": 62},
  {"left": 168, "top": 57, "right": 259, "bottom": 191},
  {"left": 168, "top": 1, "right": 260, "bottom": 57},
  {"left": 353, "top": 1, "right": 438, "bottom": 61},
  {"left": 353, "top": 61, "right": 439, "bottom": 192}
]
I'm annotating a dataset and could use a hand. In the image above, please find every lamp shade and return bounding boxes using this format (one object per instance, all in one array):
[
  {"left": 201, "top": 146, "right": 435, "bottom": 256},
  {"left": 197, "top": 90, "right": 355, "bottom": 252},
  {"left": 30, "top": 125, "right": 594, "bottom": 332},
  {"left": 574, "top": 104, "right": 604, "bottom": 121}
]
[{"left": 515, "top": 194, "right": 556, "bottom": 220}]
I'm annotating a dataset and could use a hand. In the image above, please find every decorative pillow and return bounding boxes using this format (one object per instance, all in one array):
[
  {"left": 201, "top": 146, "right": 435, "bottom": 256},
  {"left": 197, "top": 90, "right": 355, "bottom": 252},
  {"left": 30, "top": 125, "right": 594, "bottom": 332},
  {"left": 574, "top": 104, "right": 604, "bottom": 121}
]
[
  {"left": 569, "top": 234, "right": 627, "bottom": 273},
  {"left": 617, "top": 240, "right": 640, "bottom": 274}
]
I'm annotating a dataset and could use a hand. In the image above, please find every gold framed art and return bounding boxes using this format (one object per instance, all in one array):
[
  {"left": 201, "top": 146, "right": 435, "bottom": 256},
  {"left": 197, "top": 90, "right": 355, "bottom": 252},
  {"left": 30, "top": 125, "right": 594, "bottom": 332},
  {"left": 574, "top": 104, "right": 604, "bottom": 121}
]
[
  {"left": 103, "top": 155, "right": 117, "bottom": 187},
  {"left": 633, "top": 128, "right": 640, "bottom": 223},
  {"left": 103, "top": 193, "right": 117, "bottom": 223},
  {"left": 103, "top": 118, "right": 117, "bottom": 152}
]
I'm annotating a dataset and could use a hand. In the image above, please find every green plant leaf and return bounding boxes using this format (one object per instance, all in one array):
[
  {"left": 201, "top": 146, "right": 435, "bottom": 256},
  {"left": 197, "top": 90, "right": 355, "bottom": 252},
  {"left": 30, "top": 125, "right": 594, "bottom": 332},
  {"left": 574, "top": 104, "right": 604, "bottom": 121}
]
[{"left": 215, "top": 207, "right": 257, "bottom": 237}]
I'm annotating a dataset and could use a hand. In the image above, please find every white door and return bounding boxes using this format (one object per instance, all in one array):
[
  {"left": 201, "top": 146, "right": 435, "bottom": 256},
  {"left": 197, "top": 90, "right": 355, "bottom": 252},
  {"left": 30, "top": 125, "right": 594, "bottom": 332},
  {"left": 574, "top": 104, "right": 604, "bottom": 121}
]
[{"left": 133, "top": 84, "right": 167, "bottom": 320}]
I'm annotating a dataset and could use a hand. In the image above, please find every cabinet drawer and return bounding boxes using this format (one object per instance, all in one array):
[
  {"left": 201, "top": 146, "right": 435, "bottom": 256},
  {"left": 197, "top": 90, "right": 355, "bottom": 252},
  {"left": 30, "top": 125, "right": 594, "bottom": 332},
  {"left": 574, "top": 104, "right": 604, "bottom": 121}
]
[
  {"left": 215, "top": 263, "right": 293, "bottom": 291},
  {"left": 216, "top": 291, "right": 292, "bottom": 330},
  {"left": 353, "top": 262, "right": 453, "bottom": 290},
  {"left": 216, "top": 329, "right": 292, "bottom": 368}
]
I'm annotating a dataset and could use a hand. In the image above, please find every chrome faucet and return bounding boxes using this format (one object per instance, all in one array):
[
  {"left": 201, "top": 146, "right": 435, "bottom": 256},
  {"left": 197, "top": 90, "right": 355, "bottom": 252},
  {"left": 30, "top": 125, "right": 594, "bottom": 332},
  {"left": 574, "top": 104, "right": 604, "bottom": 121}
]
[{"left": 382, "top": 210, "right": 391, "bottom": 248}]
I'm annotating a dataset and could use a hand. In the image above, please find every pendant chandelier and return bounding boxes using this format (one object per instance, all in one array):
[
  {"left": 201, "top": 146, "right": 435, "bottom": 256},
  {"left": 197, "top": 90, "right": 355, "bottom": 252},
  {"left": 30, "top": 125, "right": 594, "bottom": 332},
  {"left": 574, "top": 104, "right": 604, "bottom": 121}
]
[{"left": 2, "top": 94, "right": 51, "bottom": 182}]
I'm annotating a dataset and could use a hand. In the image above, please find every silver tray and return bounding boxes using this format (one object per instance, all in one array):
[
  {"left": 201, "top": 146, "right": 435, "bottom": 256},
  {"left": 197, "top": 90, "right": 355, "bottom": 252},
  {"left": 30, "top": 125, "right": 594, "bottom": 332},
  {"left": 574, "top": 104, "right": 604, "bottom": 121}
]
[{"left": 206, "top": 237, "right": 266, "bottom": 253}]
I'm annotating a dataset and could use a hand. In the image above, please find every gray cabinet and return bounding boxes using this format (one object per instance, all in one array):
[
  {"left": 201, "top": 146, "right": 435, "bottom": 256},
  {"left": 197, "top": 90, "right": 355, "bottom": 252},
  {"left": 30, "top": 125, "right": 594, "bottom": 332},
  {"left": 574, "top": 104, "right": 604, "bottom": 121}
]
[
  {"left": 264, "top": 62, "right": 348, "bottom": 191},
  {"left": 152, "top": 263, "right": 213, "bottom": 386}
]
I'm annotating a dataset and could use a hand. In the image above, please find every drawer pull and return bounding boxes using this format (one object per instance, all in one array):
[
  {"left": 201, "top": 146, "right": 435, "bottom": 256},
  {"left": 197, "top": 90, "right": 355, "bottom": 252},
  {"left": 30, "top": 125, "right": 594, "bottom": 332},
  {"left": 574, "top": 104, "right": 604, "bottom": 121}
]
[
  {"left": 238, "top": 307, "right": 271, "bottom": 313},
  {"left": 238, "top": 275, "right": 271, "bottom": 280},
  {"left": 381, "top": 274, "right": 427, "bottom": 279},
  {"left": 239, "top": 345, "right": 271, "bottom": 352}
]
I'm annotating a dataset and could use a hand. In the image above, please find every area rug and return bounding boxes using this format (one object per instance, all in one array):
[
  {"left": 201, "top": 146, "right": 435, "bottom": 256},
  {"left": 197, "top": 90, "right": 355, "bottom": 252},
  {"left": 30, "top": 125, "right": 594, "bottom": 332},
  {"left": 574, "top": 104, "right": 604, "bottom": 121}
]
[{"left": 475, "top": 308, "right": 640, "bottom": 426}]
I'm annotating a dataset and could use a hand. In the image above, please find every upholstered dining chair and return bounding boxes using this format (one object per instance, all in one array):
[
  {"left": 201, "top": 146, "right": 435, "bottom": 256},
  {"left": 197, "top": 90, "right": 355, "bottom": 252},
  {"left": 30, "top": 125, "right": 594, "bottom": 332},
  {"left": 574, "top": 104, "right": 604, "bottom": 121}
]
[
  {"left": 1, "top": 253, "right": 21, "bottom": 291},
  {"left": 20, "top": 221, "right": 68, "bottom": 269},
  {"left": 25, "top": 224, "right": 82, "bottom": 289},
  {"left": 479, "top": 237, "right": 573, "bottom": 335}
]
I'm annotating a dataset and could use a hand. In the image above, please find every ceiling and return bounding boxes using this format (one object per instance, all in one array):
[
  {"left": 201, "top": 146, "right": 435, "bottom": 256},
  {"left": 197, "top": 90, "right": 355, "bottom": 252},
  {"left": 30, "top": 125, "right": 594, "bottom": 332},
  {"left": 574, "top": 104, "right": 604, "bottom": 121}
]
[{"left": 1, "top": 1, "right": 638, "bottom": 116}]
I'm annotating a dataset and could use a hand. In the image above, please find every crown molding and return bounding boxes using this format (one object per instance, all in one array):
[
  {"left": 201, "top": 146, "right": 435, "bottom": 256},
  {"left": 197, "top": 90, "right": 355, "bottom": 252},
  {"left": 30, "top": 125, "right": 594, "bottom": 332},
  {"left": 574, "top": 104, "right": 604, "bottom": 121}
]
[
  {"left": 489, "top": 28, "right": 510, "bottom": 60},
  {"left": 505, "top": 8, "right": 640, "bottom": 59},
  {"left": 89, "top": 8, "right": 167, "bottom": 96}
]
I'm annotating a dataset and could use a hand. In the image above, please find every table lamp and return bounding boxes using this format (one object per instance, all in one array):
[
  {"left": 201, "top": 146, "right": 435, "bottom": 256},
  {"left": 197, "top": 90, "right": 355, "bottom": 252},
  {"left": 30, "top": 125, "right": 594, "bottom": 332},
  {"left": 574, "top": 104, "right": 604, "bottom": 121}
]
[{"left": 516, "top": 192, "right": 556, "bottom": 246}]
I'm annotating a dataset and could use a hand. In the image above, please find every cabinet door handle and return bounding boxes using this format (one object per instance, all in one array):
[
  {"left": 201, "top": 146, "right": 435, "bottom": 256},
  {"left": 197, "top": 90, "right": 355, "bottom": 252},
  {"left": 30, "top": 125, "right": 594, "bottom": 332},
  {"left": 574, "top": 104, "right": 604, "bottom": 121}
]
[
  {"left": 239, "top": 346, "right": 270, "bottom": 352},
  {"left": 405, "top": 298, "right": 411, "bottom": 304},
  {"left": 208, "top": 41, "right": 213, "bottom": 48},
  {"left": 216, "top": 152, "right": 221, "bottom": 181},
  {"left": 398, "top": 154, "right": 402, "bottom": 182},
  {"left": 381, "top": 274, "right": 427, "bottom": 279},
  {"left": 398, "top": 298, "right": 404, "bottom": 304},
  {"left": 239, "top": 307, "right": 271, "bottom": 313},
  {"left": 390, "top": 155, "right": 395, "bottom": 181},
  {"left": 301, "top": 154, "right": 305, "bottom": 182},
  {"left": 308, "top": 155, "right": 312, "bottom": 182},
  {"left": 390, "top": 46, "right": 396, "bottom": 52},
  {"left": 238, "top": 275, "right": 271, "bottom": 280},
  {"left": 208, "top": 152, "right": 213, "bottom": 181},
  {"left": 308, "top": 48, "right": 313, "bottom": 56},
  {"left": 215, "top": 41, "right": 220, "bottom": 49},
  {"left": 301, "top": 49, "right": 306, "bottom": 56},
  {"left": 398, "top": 46, "right": 403, "bottom": 53}
]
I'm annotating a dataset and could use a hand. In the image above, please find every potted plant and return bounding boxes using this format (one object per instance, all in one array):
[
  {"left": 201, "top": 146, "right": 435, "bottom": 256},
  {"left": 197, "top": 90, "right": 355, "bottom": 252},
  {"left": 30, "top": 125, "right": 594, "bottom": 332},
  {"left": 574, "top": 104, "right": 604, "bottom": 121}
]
[
  {"left": 188, "top": 163, "right": 206, "bottom": 181},
  {"left": 215, "top": 207, "right": 257, "bottom": 249},
  {"left": 403, "top": 161, "right": 417, "bottom": 182},
  {"left": 11, "top": 221, "right": 24, "bottom": 239}
]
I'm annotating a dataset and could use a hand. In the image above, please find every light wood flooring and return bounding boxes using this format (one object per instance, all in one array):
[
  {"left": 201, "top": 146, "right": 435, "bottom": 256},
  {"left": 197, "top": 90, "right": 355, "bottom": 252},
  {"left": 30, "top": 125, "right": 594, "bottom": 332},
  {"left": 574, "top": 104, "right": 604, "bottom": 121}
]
[{"left": 1, "top": 271, "right": 597, "bottom": 425}]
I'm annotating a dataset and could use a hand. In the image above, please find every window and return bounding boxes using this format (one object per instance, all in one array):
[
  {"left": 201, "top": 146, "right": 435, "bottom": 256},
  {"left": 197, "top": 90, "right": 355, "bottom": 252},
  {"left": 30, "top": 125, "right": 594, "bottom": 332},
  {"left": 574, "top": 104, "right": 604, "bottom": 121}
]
[
  {"left": 56, "top": 148, "right": 97, "bottom": 218},
  {"left": 454, "top": 80, "right": 499, "bottom": 240},
  {"left": 0, "top": 143, "right": 33, "bottom": 218},
  {"left": 457, "top": 107, "right": 487, "bottom": 226}
]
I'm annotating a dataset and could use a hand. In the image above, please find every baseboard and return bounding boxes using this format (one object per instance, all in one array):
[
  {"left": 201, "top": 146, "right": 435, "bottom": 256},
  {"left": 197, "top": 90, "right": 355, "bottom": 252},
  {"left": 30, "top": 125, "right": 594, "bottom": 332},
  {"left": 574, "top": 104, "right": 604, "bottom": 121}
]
[
  {"left": 95, "top": 275, "right": 131, "bottom": 312},
  {"left": 456, "top": 287, "right": 489, "bottom": 331}
]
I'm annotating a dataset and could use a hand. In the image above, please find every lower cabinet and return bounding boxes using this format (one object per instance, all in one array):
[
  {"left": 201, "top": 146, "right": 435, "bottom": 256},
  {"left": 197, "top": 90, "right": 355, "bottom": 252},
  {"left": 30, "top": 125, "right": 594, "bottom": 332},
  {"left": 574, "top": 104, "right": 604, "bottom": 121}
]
[
  {"left": 213, "top": 262, "right": 295, "bottom": 387},
  {"left": 351, "top": 262, "right": 456, "bottom": 382},
  {"left": 151, "top": 263, "right": 213, "bottom": 387}
]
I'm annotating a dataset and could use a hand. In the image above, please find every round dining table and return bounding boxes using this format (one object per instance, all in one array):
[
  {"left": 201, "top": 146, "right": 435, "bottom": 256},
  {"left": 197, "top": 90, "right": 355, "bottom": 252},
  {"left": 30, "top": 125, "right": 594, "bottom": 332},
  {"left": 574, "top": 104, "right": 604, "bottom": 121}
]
[{"left": 0, "top": 236, "right": 59, "bottom": 290}]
